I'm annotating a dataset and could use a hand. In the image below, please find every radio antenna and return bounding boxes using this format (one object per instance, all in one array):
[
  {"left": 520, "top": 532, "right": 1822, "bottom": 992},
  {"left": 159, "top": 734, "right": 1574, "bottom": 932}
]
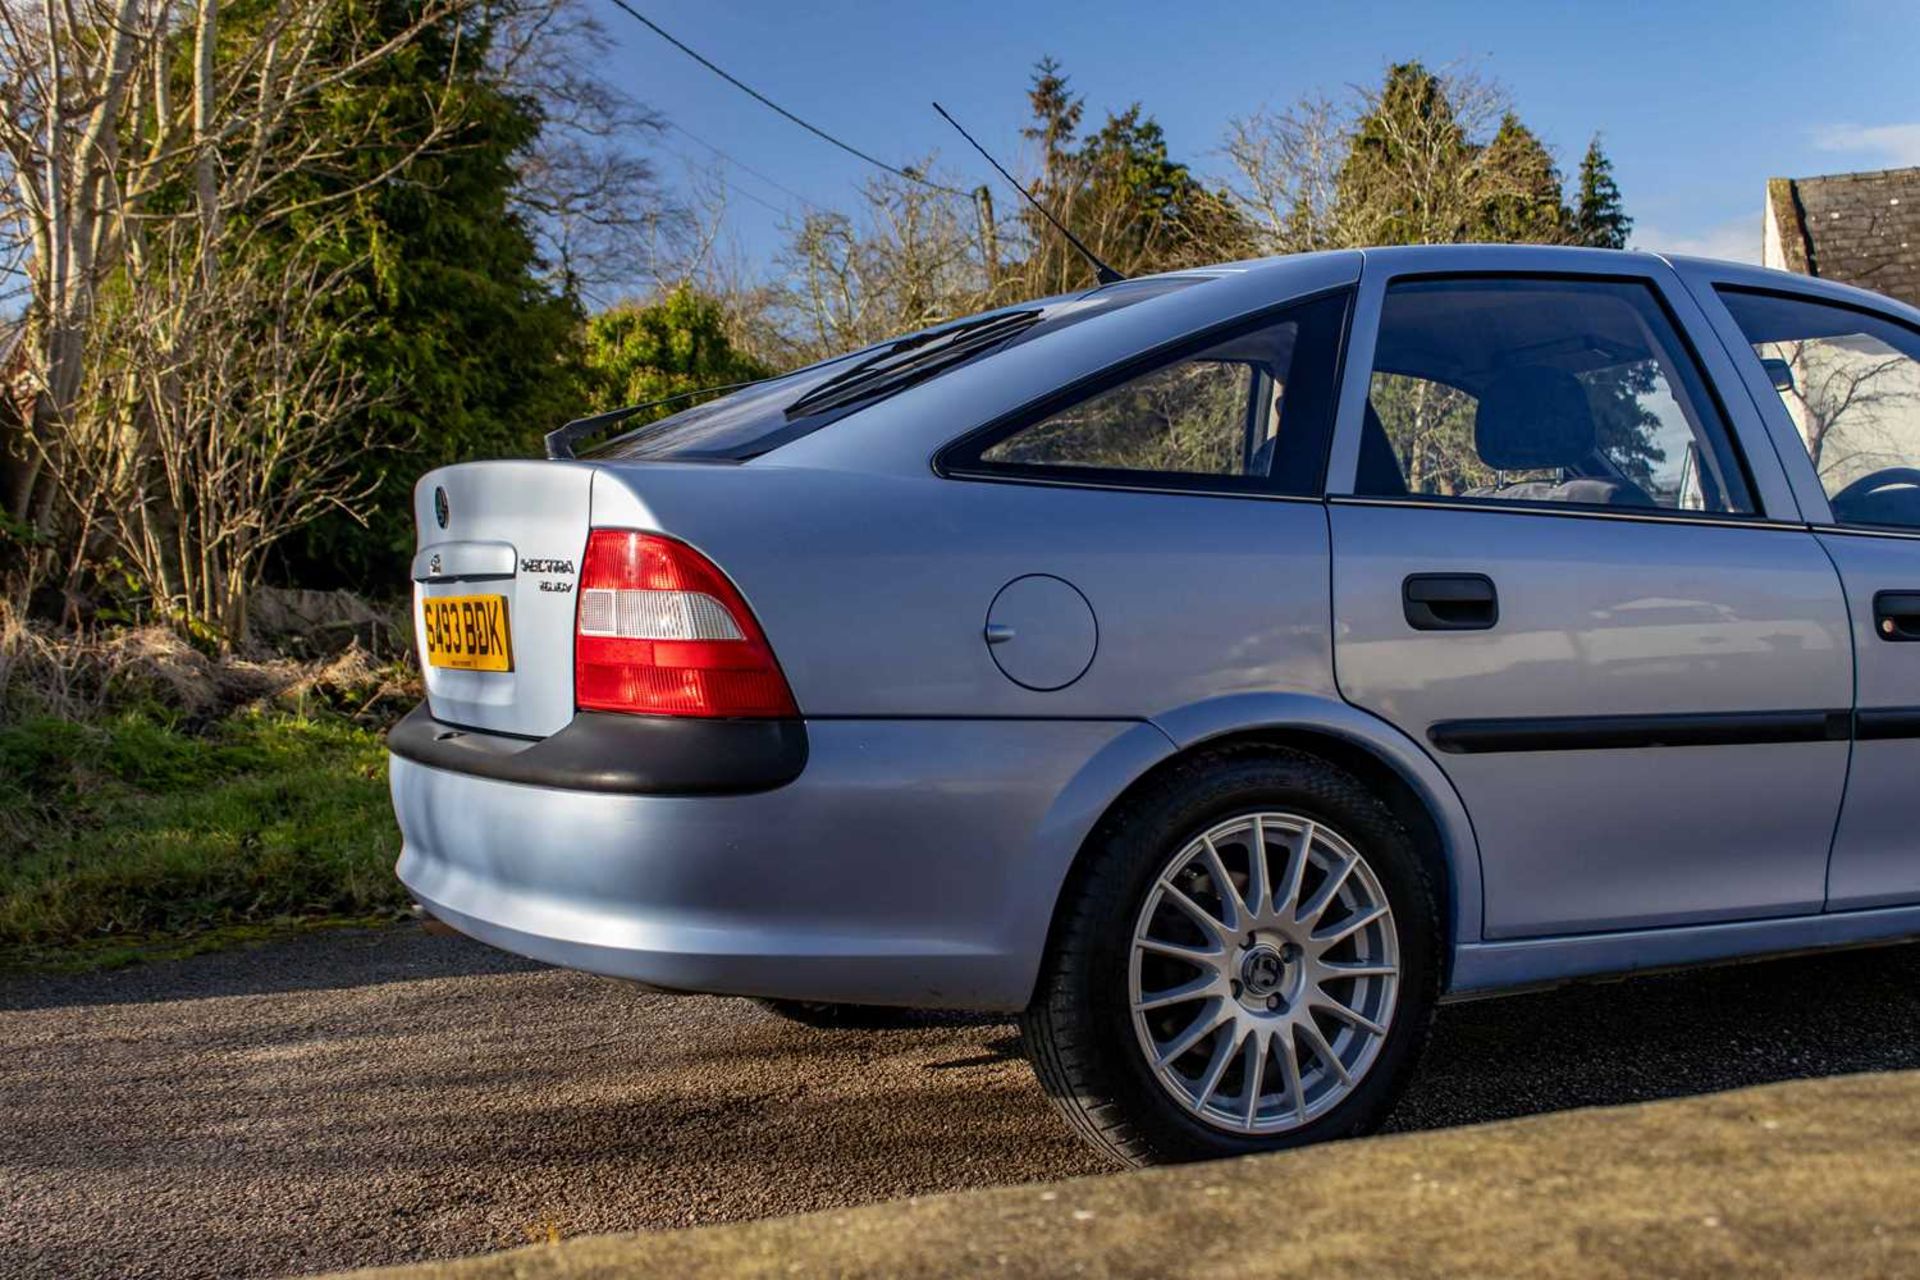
[{"left": 932, "top": 101, "right": 1125, "bottom": 287}]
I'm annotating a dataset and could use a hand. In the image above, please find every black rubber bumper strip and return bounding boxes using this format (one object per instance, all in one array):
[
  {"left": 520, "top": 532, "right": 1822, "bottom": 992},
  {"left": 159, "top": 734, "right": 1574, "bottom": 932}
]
[
  {"left": 1855, "top": 707, "right": 1920, "bottom": 741},
  {"left": 387, "top": 703, "right": 807, "bottom": 795},
  {"left": 1428, "top": 708, "right": 1853, "bottom": 755}
]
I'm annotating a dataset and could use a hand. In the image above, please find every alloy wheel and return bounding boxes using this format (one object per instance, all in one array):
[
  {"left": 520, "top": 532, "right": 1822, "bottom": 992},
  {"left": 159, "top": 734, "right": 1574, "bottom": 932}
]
[{"left": 1127, "top": 811, "right": 1399, "bottom": 1135}]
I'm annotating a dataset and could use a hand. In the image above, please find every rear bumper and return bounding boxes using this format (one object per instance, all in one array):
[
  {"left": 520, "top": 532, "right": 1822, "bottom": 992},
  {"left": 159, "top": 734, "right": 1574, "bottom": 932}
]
[
  {"left": 390, "top": 716, "right": 1151, "bottom": 1010},
  {"left": 387, "top": 703, "right": 805, "bottom": 794}
]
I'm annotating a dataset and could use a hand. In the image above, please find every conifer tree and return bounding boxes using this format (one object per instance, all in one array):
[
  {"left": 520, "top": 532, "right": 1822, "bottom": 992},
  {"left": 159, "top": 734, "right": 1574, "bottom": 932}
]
[
  {"left": 1573, "top": 136, "right": 1633, "bottom": 249},
  {"left": 1477, "top": 112, "right": 1569, "bottom": 243}
]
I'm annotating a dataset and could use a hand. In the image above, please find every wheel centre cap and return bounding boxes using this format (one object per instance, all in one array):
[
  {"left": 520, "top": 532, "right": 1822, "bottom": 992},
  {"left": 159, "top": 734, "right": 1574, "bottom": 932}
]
[{"left": 1239, "top": 943, "right": 1289, "bottom": 997}]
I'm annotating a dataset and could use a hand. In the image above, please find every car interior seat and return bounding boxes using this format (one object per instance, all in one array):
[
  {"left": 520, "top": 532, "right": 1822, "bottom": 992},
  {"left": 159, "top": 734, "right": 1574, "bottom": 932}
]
[{"left": 1467, "top": 366, "right": 1653, "bottom": 508}]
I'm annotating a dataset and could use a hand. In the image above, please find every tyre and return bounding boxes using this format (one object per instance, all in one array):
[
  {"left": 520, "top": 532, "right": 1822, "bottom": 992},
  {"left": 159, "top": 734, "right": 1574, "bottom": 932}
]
[
  {"left": 754, "top": 998, "right": 922, "bottom": 1030},
  {"left": 1021, "top": 748, "right": 1441, "bottom": 1166}
]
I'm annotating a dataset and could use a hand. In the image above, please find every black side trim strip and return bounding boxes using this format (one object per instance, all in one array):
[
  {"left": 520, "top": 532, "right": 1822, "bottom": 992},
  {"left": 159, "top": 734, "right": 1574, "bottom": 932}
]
[
  {"left": 1856, "top": 707, "right": 1920, "bottom": 741},
  {"left": 388, "top": 703, "right": 807, "bottom": 795},
  {"left": 1429, "top": 709, "right": 1851, "bottom": 755}
]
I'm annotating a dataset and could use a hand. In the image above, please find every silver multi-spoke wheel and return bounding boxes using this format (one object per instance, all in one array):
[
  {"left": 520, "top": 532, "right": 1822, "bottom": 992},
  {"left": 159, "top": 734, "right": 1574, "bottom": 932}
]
[{"left": 1128, "top": 811, "right": 1400, "bottom": 1136}]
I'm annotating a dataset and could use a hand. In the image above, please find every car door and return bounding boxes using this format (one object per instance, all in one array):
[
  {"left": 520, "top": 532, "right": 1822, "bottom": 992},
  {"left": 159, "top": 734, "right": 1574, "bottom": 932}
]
[
  {"left": 1324, "top": 251, "right": 1852, "bottom": 940},
  {"left": 1687, "top": 273, "right": 1920, "bottom": 911}
]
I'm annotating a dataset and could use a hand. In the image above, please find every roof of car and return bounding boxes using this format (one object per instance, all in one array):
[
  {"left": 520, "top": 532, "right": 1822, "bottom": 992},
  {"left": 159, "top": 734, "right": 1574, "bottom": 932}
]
[
  {"left": 1186, "top": 243, "right": 1920, "bottom": 325},
  {"left": 1356, "top": 243, "right": 1671, "bottom": 271}
]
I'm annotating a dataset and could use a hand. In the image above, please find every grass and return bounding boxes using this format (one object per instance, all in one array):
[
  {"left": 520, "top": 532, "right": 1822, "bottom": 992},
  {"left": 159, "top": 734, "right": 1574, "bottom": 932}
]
[{"left": 0, "top": 708, "right": 410, "bottom": 970}]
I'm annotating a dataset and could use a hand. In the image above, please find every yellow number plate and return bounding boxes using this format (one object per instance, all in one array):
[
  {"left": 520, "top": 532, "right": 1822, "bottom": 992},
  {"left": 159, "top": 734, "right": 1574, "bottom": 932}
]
[{"left": 421, "top": 594, "right": 513, "bottom": 672}]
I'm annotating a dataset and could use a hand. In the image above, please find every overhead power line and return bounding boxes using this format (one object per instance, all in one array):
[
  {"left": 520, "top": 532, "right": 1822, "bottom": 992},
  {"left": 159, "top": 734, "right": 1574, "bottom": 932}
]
[
  {"left": 667, "top": 122, "right": 831, "bottom": 214},
  {"left": 608, "top": 0, "right": 970, "bottom": 198},
  {"left": 663, "top": 146, "right": 796, "bottom": 219}
]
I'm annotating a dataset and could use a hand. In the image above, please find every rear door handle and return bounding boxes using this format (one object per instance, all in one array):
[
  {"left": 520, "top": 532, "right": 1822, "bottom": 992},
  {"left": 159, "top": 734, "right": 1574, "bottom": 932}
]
[
  {"left": 1873, "top": 590, "right": 1920, "bottom": 641},
  {"left": 1403, "top": 574, "right": 1499, "bottom": 631}
]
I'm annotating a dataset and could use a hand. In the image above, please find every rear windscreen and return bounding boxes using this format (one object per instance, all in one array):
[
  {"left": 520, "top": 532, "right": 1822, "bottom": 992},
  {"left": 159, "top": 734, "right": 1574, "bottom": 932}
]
[{"left": 586, "top": 275, "right": 1205, "bottom": 462}]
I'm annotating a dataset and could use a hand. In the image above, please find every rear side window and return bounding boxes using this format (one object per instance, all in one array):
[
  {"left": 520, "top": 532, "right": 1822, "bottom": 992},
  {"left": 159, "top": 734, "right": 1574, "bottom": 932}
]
[
  {"left": 945, "top": 290, "right": 1350, "bottom": 496},
  {"left": 1717, "top": 288, "right": 1920, "bottom": 529},
  {"left": 983, "top": 340, "right": 1268, "bottom": 476},
  {"left": 1355, "top": 278, "right": 1754, "bottom": 516}
]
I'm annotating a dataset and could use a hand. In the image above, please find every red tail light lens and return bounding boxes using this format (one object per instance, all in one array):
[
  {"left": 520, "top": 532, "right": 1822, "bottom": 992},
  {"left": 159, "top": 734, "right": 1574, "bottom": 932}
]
[{"left": 574, "top": 530, "right": 799, "bottom": 718}]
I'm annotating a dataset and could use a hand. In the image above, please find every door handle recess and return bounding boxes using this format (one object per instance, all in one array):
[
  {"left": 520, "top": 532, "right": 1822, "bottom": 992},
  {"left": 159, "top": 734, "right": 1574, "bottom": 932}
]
[
  {"left": 1403, "top": 574, "right": 1499, "bottom": 631},
  {"left": 1873, "top": 590, "right": 1920, "bottom": 641}
]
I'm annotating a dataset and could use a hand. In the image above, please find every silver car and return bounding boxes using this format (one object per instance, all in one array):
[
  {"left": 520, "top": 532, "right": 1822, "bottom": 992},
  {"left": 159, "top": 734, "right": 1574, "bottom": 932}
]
[{"left": 390, "top": 245, "right": 1920, "bottom": 1165}]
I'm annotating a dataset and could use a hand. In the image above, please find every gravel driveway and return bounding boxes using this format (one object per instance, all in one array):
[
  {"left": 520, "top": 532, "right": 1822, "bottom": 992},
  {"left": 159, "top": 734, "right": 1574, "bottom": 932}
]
[{"left": 3, "top": 926, "right": 1916, "bottom": 1280}]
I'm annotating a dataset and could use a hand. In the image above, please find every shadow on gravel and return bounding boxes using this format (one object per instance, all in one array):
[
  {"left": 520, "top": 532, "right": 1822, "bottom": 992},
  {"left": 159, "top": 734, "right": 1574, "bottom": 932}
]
[
  {"left": 1387, "top": 940, "right": 1920, "bottom": 1132},
  {"left": 0, "top": 925, "right": 544, "bottom": 1011},
  {"left": 925, "top": 1032, "right": 1025, "bottom": 1070}
]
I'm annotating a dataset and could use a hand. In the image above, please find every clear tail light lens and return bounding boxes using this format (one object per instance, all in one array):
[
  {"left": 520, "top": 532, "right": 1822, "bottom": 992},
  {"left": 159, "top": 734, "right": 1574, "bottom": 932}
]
[{"left": 574, "top": 530, "right": 798, "bottom": 718}]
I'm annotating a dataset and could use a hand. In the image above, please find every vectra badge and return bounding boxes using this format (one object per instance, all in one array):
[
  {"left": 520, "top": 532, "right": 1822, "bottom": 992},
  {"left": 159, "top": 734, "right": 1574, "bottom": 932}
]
[{"left": 433, "top": 486, "right": 450, "bottom": 529}]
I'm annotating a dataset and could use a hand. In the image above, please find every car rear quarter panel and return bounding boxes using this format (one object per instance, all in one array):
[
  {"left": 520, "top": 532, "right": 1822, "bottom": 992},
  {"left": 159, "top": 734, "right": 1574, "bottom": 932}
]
[{"left": 589, "top": 465, "right": 1340, "bottom": 721}]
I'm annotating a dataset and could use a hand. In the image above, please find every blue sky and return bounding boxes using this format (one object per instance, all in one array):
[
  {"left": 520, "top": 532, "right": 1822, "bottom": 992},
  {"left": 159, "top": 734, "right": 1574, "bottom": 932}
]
[{"left": 587, "top": 0, "right": 1920, "bottom": 271}]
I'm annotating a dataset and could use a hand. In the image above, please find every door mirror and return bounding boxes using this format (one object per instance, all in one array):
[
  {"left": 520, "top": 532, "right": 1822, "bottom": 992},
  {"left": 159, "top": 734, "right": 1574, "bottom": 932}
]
[{"left": 1760, "top": 356, "right": 1797, "bottom": 394}]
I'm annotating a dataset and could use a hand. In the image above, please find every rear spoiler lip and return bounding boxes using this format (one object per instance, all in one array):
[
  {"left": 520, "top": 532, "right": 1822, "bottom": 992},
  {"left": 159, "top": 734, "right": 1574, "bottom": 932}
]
[
  {"left": 545, "top": 378, "right": 773, "bottom": 460},
  {"left": 544, "top": 403, "right": 648, "bottom": 460}
]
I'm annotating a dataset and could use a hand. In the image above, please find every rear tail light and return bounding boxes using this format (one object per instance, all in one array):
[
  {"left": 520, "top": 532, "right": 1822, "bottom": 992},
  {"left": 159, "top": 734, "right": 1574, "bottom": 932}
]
[{"left": 574, "top": 530, "right": 799, "bottom": 718}]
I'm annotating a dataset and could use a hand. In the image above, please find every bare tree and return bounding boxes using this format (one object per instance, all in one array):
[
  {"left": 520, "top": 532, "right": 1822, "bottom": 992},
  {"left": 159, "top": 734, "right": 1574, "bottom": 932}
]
[
  {"left": 0, "top": 0, "right": 469, "bottom": 540},
  {"left": 775, "top": 167, "right": 986, "bottom": 363},
  {"left": 1770, "top": 338, "right": 1916, "bottom": 484},
  {"left": 57, "top": 246, "right": 379, "bottom": 637},
  {"left": 1223, "top": 63, "right": 1554, "bottom": 255},
  {"left": 672, "top": 173, "right": 795, "bottom": 371},
  {"left": 1, "top": 0, "right": 676, "bottom": 636},
  {"left": 487, "top": 0, "right": 684, "bottom": 299},
  {"left": 1222, "top": 95, "right": 1349, "bottom": 255},
  {"left": 1330, "top": 63, "right": 1515, "bottom": 248}
]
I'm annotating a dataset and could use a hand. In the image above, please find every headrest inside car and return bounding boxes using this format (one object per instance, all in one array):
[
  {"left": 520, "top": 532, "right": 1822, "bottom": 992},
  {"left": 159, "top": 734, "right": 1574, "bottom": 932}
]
[{"left": 1474, "top": 367, "right": 1596, "bottom": 472}]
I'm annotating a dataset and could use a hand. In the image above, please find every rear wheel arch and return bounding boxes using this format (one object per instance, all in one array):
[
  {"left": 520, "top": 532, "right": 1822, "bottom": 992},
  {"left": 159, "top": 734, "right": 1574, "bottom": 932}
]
[
  {"left": 1029, "top": 724, "right": 1461, "bottom": 1008},
  {"left": 1021, "top": 735, "right": 1447, "bottom": 1163}
]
